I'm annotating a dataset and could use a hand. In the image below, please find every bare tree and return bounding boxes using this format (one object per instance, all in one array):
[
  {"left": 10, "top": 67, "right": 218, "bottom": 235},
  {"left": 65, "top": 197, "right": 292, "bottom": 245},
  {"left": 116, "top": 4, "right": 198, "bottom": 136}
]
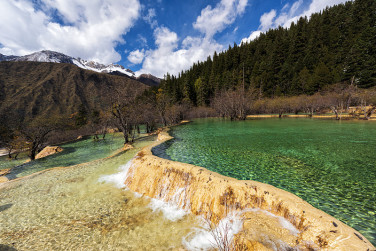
[
  {"left": 110, "top": 85, "right": 142, "bottom": 144},
  {"left": 303, "top": 93, "right": 325, "bottom": 117},
  {"left": 20, "top": 117, "right": 63, "bottom": 160},
  {"left": 212, "top": 86, "right": 257, "bottom": 120},
  {"left": 267, "top": 97, "right": 287, "bottom": 118},
  {"left": 322, "top": 83, "right": 358, "bottom": 120},
  {"left": 356, "top": 88, "right": 376, "bottom": 120},
  {"left": 156, "top": 88, "right": 171, "bottom": 126},
  {"left": 165, "top": 104, "right": 190, "bottom": 125},
  {"left": 141, "top": 103, "right": 158, "bottom": 133},
  {"left": 0, "top": 126, "right": 26, "bottom": 159}
]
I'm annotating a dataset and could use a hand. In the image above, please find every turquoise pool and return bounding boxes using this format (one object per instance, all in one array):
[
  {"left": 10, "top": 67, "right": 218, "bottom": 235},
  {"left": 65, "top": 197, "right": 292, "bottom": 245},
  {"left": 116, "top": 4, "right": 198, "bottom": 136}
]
[{"left": 152, "top": 118, "right": 376, "bottom": 245}]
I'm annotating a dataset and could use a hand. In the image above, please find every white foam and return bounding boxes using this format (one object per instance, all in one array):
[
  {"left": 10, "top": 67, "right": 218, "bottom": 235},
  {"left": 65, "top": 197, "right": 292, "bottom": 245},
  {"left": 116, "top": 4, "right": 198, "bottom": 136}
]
[
  {"left": 149, "top": 198, "right": 188, "bottom": 221},
  {"left": 133, "top": 192, "right": 143, "bottom": 198},
  {"left": 183, "top": 211, "right": 244, "bottom": 251},
  {"left": 98, "top": 159, "right": 133, "bottom": 189},
  {"left": 278, "top": 217, "right": 300, "bottom": 236},
  {"left": 245, "top": 208, "right": 300, "bottom": 236}
]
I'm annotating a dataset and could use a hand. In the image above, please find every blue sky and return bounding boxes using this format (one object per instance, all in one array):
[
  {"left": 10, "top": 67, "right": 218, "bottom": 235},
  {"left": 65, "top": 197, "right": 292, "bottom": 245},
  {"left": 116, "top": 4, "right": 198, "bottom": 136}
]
[{"left": 0, "top": 0, "right": 348, "bottom": 77}]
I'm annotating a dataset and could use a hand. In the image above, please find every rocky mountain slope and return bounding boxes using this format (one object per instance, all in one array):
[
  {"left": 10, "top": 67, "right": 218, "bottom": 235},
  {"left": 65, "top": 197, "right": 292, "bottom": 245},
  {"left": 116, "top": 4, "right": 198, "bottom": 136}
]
[
  {"left": 0, "top": 50, "right": 160, "bottom": 86},
  {"left": 0, "top": 61, "right": 148, "bottom": 124}
]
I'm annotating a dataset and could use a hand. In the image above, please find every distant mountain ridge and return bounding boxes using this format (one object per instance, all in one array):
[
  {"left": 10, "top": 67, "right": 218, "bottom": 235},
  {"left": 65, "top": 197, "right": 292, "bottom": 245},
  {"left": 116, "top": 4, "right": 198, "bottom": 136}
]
[{"left": 0, "top": 50, "right": 160, "bottom": 86}]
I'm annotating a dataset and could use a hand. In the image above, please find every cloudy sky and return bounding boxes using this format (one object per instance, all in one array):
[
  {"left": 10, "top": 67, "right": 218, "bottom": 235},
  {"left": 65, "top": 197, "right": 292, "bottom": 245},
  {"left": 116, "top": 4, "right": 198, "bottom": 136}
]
[{"left": 0, "top": 0, "right": 348, "bottom": 78}]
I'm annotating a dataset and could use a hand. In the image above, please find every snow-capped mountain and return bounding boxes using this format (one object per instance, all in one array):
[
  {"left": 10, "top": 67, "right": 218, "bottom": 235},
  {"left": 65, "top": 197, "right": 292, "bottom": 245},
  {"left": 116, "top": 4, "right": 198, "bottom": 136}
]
[
  {"left": 0, "top": 50, "right": 136, "bottom": 78},
  {"left": 72, "top": 58, "right": 135, "bottom": 77},
  {"left": 13, "top": 50, "right": 73, "bottom": 64},
  {"left": 0, "top": 53, "right": 18, "bottom": 61}
]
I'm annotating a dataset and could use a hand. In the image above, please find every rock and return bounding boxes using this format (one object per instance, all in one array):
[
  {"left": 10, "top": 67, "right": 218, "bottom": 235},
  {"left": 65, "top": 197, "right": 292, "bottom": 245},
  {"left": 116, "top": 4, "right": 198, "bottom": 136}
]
[
  {"left": 122, "top": 144, "right": 134, "bottom": 151},
  {"left": 157, "top": 130, "right": 172, "bottom": 141},
  {"left": 35, "top": 146, "right": 63, "bottom": 159},
  {"left": 107, "top": 128, "right": 117, "bottom": 133},
  {"left": 0, "top": 169, "right": 10, "bottom": 176},
  {"left": 0, "top": 176, "right": 9, "bottom": 183}
]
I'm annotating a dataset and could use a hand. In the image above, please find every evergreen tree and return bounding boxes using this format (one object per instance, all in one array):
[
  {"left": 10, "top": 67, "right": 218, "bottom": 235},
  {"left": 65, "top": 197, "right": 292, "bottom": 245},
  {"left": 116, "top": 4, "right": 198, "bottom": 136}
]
[{"left": 159, "top": 0, "right": 375, "bottom": 103}]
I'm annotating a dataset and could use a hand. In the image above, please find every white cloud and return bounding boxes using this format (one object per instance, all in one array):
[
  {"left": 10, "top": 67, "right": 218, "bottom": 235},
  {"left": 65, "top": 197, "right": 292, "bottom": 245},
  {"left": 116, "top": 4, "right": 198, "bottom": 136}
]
[
  {"left": 154, "top": 27, "right": 178, "bottom": 50},
  {"left": 137, "top": 34, "right": 148, "bottom": 47},
  {"left": 0, "top": 0, "right": 141, "bottom": 64},
  {"left": 137, "top": 0, "right": 247, "bottom": 78},
  {"left": 241, "top": 0, "right": 347, "bottom": 43},
  {"left": 302, "top": 0, "right": 347, "bottom": 16},
  {"left": 193, "top": 0, "right": 248, "bottom": 38},
  {"left": 259, "top": 9, "right": 277, "bottom": 31},
  {"left": 128, "top": 49, "right": 145, "bottom": 64},
  {"left": 0, "top": 0, "right": 48, "bottom": 55},
  {"left": 241, "top": 31, "right": 261, "bottom": 44},
  {"left": 143, "top": 8, "right": 158, "bottom": 28},
  {"left": 136, "top": 27, "right": 222, "bottom": 78}
]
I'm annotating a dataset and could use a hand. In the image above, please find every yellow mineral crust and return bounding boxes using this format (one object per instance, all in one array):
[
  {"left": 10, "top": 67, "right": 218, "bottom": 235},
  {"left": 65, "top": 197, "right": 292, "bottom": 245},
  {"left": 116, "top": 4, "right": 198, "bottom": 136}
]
[
  {"left": 125, "top": 129, "right": 375, "bottom": 250},
  {"left": 35, "top": 146, "right": 63, "bottom": 159}
]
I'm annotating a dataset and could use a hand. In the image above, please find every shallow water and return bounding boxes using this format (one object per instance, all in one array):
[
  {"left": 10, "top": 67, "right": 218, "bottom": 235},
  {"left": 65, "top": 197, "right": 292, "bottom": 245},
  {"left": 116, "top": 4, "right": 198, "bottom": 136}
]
[
  {"left": 153, "top": 118, "right": 376, "bottom": 245},
  {"left": 0, "top": 136, "right": 200, "bottom": 250},
  {"left": 1, "top": 133, "right": 126, "bottom": 179}
]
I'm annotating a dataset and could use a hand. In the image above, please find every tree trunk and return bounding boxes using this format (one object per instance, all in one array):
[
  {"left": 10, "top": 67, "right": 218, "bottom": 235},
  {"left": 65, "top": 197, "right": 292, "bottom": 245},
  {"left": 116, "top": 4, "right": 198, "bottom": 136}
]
[
  {"left": 146, "top": 122, "right": 150, "bottom": 134},
  {"left": 365, "top": 106, "right": 376, "bottom": 120},
  {"left": 309, "top": 108, "right": 314, "bottom": 118},
  {"left": 30, "top": 145, "right": 37, "bottom": 160},
  {"left": 7, "top": 148, "right": 12, "bottom": 159},
  {"left": 331, "top": 107, "right": 339, "bottom": 120},
  {"left": 162, "top": 117, "right": 167, "bottom": 126},
  {"left": 123, "top": 133, "right": 129, "bottom": 144}
]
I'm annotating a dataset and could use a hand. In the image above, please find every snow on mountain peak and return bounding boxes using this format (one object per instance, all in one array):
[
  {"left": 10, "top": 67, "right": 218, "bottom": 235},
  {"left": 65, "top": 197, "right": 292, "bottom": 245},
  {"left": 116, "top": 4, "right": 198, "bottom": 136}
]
[
  {"left": 14, "top": 50, "right": 74, "bottom": 64},
  {"left": 0, "top": 50, "right": 136, "bottom": 77}
]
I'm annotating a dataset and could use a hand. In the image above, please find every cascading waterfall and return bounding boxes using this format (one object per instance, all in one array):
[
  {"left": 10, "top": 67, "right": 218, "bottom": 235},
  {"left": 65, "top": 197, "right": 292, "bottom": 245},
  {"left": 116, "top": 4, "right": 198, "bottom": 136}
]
[
  {"left": 98, "top": 158, "right": 247, "bottom": 250},
  {"left": 183, "top": 211, "right": 245, "bottom": 251},
  {"left": 98, "top": 159, "right": 134, "bottom": 189},
  {"left": 99, "top": 158, "right": 300, "bottom": 250}
]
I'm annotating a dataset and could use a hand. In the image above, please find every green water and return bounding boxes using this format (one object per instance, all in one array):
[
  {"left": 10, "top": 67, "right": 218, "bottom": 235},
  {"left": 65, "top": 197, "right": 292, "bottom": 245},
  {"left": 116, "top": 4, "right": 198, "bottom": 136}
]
[
  {"left": 0, "top": 133, "right": 127, "bottom": 179},
  {"left": 153, "top": 118, "right": 376, "bottom": 245},
  {"left": 0, "top": 136, "right": 198, "bottom": 250}
]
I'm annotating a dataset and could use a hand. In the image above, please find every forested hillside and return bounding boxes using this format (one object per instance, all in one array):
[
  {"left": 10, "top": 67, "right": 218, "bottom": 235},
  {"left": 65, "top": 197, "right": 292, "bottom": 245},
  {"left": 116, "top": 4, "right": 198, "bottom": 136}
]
[{"left": 160, "top": 0, "right": 376, "bottom": 105}]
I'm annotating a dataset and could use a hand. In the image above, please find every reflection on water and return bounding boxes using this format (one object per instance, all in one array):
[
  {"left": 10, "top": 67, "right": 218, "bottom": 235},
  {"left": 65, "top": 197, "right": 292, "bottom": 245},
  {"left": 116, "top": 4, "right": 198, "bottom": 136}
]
[
  {"left": 153, "top": 118, "right": 376, "bottom": 245},
  {"left": 0, "top": 136, "right": 199, "bottom": 250}
]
